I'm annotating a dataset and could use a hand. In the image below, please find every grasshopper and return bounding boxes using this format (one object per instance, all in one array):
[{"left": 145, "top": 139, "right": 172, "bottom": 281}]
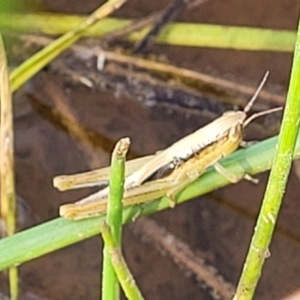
[{"left": 54, "top": 72, "right": 281, "bottom": 220}]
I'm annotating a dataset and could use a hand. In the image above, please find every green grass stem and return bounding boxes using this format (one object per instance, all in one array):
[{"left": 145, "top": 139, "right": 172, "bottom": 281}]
[
  {"left": 0, "top": 133, "right": 297, "bottom": 271},
  {"left": 0, "top": 13, "right": 296, "bottom": 53},
  {"left": 102, "top": 138, "right": 129, "bottom": 300},
  {"left": 101, "top": 222, "right": 144, "bottom": 300},
  {"left": 233, "top": 13, "right": 300, "bottom": 300}
]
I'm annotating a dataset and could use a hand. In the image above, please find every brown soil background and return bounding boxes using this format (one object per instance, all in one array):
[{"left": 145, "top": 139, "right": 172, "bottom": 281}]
[{"left": 2, "top": 0, "right": 300, "bottom": 299}]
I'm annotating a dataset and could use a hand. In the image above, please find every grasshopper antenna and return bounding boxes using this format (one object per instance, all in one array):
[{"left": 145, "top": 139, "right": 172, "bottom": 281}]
[
  {"left": 244, "top": 107, "right": 282, "bottom": 127},
  {"left": 243, "top": 71, "right": 282, "bottom": 127},
  {"left": 244, "top": 71, "right": 269, "bottom": 113}
]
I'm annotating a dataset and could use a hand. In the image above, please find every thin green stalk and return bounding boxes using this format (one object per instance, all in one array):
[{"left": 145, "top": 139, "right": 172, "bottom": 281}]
[
  {"left": 233, "top": 13, "right": 300, "bottom": 300},
  {"left": 0, "top": 36, "right": 18, "bottom": 299},
  {"left": 8, "top": 0, "right": 128, "bottom": 92},
  {"left": 9, "top": 267, "right": 18, "bottom": 300},
  {"left": 0, "top": 133, "right": 300, "bottom": 271},
  {"left": 0, "top": 13, "right": 295, "bottom": 53},
  {"left": 102, "top": 138, "right": 129, "bottom": 300},
  {"left": 101, "top": 222, "right": 144, "bottom": 300}
]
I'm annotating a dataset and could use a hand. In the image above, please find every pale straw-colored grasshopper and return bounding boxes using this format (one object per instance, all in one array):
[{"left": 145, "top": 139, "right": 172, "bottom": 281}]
[{"left": 54, "top": 73, "right": 281, "bottom": 220}]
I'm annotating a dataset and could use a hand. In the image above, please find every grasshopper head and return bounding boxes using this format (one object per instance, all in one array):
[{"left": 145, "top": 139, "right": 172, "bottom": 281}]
[{"left": 222, "top": 110, "right": 247, "bottom": 125}]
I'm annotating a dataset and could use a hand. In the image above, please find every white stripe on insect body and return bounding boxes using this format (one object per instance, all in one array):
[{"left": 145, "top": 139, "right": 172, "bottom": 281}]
[{"left": 123, "top": 110, "right": 247, "bottom": 189}]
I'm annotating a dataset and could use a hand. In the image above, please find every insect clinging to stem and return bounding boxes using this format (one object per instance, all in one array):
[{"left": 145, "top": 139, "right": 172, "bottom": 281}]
[{"left": 54, "top": 72, "right": 282, "bottom": 220}]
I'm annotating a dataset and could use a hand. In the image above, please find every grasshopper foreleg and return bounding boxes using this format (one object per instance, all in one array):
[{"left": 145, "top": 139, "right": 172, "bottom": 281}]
[{"left": 239, "top": 140, "right": 258, "bottom": 148}]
